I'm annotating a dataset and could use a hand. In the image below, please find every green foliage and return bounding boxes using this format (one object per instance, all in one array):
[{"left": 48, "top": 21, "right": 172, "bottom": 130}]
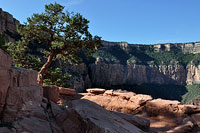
[
  {"left": 182, "top": 84, "right": 200, "bottom": 104},
  {"left": 5, "top": 41, "right": 42, "bottom": 71},
  {"left": 0, "top": 34, "right": 8, "bottom": 51},
  {"left": 6, "top": 2, "right": 101, "bottom": 85},
  {"left": 43, "top": 67, "right": 71, "bottom": 87},
  {"left": 91, "top": 44, "right": 200, "bottom": 66},
  {"left": 18, "top": 2, "right": 101, "bottom": 64}
]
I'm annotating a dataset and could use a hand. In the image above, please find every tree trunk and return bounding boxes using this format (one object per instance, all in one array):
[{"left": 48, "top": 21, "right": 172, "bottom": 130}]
[{"left": 37, "top": 53, "right": 55, "bottom": 85}]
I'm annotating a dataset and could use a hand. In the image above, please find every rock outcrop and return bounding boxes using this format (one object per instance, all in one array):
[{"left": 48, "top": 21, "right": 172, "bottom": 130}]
[
  {"left": 0, "top": 8, "right": 20, "bottom": 42},
  {"left": 102, "top": 40, "right": 200, "bottom": 54},
  {"left": 0, "top": 49, "right": 12, "bottom": 113},
  {"left": 81, "top": 89, "right": 200, "bottom": 132},
  {"left": 0, "top": 48, "right": 147, "bottom": 132}
]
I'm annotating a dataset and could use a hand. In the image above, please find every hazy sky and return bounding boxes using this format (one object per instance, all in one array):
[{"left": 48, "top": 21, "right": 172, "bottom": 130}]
[{"left": 1, "top": 0, "right": 200, "bottom": 44}]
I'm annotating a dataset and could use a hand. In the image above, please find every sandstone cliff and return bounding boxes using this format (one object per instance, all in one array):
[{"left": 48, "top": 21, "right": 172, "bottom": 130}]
[
  {"left": 0, "top": 8, "right": 20, "bottom": 42},
  {"left": 102, "top": 40, "right": 200, "bottom": 53},
  {"left": 68, "top": 62, "right": 200, "bottom": 92},
  {"left": 67, "top": 41, "right": 200, "bottom": 91}
]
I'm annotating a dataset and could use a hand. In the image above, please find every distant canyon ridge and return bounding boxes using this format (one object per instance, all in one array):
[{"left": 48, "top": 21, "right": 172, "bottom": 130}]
[{"left": 1, "top": 8, "right": 200, "bottom": 92}]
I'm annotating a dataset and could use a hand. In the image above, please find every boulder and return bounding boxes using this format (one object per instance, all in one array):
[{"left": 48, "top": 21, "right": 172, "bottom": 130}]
[
  {"left": 191, "top": 113, "right": 200, "bottom": 127},
  {"left": 58, "top": 87, "right": 76, "bottom": 96},
  {"left": 130, "top": 94, "right": 152, "bottom": 105},
  {"left": 50, "top": 101, "right": 63, "bottom": 117},
  {"left": 189, "top": 98, "right": 200, "bottom": 106},
  {"left": 13, "top": 117, "right": 52, "bottom": 133},
  {"left": 166, "top": 118, "right": 194, "bottom": 133},
  {"left": 145, "top": 99, "right": 181, "bottom": 116},
  {"left": 104, "top": 89, "right": 136, "bottom": 100},
  {"left": 55, "top": 108, "right": 88, "bottom": 133},
  {"left": 111, "top": 111, "right": 150, "bottom": 131},
  {"left": 178, "top": 104, "right": 200, "bottom": 115},
  {"left": 3, "top": 85, "right": 43, "bottom": 121},
  {"left": 86, "top": 88, "right": 105, "bottom": 94},
  {"left": 72, "top": 99, "right": 144, "bottom": 133},
  {"left": 10, "top": 68, "right": 38, "bottom": 87},
  {"left": 43, "top": 85, "right": 59, "bottom": 103},
  {"left": 82, "top": 94, "right": 139, "bottom": 114}
]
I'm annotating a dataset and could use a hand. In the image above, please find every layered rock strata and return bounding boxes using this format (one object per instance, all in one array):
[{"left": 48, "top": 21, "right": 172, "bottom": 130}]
[
  {"left": 0, "top": 8, "right": 20, "bottom": 42},
  {"left": 69, "top": 62, "right": 200, "bottom": 92}
]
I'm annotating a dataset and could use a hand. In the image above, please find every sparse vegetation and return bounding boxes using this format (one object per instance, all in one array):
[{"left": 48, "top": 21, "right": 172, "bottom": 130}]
[
  {"left": 91, "top": 44, "right": 200, "bottom": 66},
  {"left": 5, "top": 2, "right": 102, "bottom": 86},
  {"left": 182, "top": 84, "right": 200, "bottom": 104}
]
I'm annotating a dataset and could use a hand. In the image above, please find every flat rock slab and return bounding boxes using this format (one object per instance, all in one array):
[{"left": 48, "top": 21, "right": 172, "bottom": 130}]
[
  {"left": 13, "top": 117, "right": 52, "bottom": 133},
  {"left": 86, "top": 88, "right": 105, "bottom": 94},
  {"left": 145, "top": 99, "right": 181, "bottom": 116},
  {"left": 111, "top": 111, "right": 150, "bottom": 131},
  {"left": 59, "top": 87, "right": 76, "bottom": 96},
  {"left": 130, "top": 94, "right": 152, "bottom": 105},
  {"left": 104, "top": 89, "right": 136, "bottom": 99},
  {"left": 72, "top": 99, "right": 144, "bottom": 133}
]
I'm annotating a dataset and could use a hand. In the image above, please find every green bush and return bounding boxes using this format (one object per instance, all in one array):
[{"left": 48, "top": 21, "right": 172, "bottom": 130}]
[
  {"left": 43, "top": 67, "right": 71, "bottom": 88},
  {"left": 182, "top": 84, "right": 200, "bottom": 104}
]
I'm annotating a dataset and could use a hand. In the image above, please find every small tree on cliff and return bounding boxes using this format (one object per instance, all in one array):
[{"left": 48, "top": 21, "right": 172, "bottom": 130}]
[{"left": 17, "top": 3, "right": 101, "bottom": 85}]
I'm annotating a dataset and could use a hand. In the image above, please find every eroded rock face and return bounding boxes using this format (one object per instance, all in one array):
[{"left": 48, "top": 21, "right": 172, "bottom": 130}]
[
  {"left": 0, "top": 49, "right": 12, "bottom": 114},
  {"left": 68, "top": 61, "right": 200, "bottom": 92},
  {"left": 89, "top": 63, "right": 188, "bottom": 87},
  {"left": 43, "top": 85, "right": 59, "bottom": 103},
  {"left": 3, "top": 85, "right": 43, "bottom": 121},
  {"left": 0, "top": 8, "right": 20, "bottom": 42}
]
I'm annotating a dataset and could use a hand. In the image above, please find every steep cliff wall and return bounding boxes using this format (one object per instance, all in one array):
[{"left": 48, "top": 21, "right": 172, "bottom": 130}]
[
  {"left": 89, "top": 63, "right": 186, "bottom": 87},
  {"left": 0, "top": 8, "right": 20, "bottom": 42},
  {"left": 102, "top": 41, "right": 200, "bottom": 54},
  {"left": 68, "top": 41, "right": 200, "bottom": 91},
  {"left": 87, "top": 63, "right": 200, "bottom": 88}
]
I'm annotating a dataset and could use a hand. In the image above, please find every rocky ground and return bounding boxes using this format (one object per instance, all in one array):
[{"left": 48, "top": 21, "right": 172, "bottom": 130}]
[
  {"left": 0, "top": 48, "right": 200, "bottom": 133},
  {"left": 59, "top": 88, "right": 200, "bottom": 133}
]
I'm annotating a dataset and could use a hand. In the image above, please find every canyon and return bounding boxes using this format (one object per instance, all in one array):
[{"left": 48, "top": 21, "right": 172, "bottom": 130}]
[
  {"left": 1, "top": 8, "right": 200, "bottom": 92},
  {"left": 68, "top": 41, "right": 200, "bottom": 92},
  {"left": 1, "top": 8, "right": 200, "bottom": 132},
  {"left": 0, "top": 48, "right": 200, "bottom": 132}
]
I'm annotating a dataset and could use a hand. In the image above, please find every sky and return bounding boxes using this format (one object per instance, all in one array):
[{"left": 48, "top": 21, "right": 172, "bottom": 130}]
[{"left": 1, "top": 0, "right": 200, "bottom": 44}]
